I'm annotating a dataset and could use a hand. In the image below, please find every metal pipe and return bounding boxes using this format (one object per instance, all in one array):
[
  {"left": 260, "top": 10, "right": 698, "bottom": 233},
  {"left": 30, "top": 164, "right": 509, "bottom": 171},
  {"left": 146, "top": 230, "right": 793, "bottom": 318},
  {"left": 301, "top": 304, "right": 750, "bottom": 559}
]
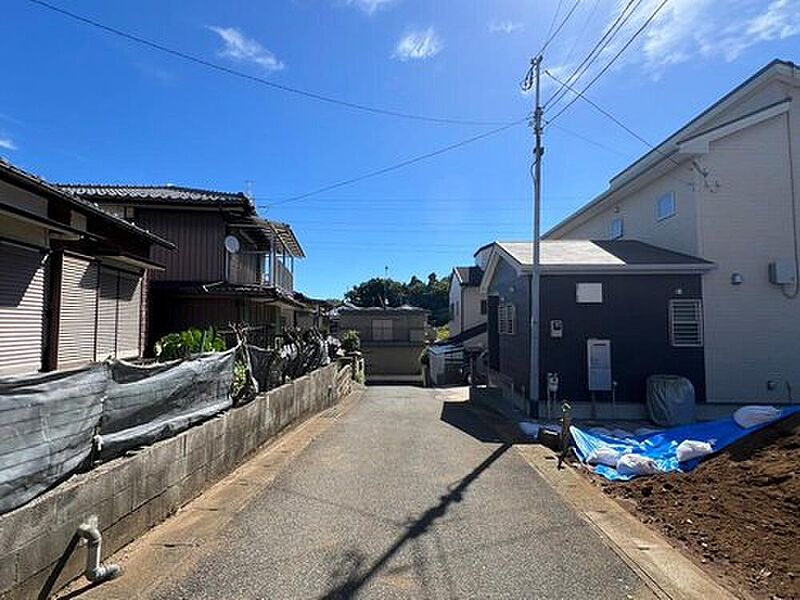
[{"left": 76, "top": 517, "right": 122, "bottom": 584}]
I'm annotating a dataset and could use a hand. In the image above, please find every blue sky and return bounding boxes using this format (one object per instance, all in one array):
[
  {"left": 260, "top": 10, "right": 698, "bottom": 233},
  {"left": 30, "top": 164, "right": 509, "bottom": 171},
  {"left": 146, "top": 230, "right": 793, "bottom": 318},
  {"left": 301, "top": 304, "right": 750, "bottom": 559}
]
[{"left": 2, "top": 0, "right": 799, "bottom": 298}]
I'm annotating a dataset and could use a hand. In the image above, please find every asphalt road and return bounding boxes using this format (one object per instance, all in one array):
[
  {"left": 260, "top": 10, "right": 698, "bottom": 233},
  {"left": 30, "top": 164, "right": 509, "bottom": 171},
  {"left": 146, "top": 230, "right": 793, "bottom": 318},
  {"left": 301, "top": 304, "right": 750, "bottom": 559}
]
[{"left": 151, "top": 386, "right": 650, "bottom": 599}]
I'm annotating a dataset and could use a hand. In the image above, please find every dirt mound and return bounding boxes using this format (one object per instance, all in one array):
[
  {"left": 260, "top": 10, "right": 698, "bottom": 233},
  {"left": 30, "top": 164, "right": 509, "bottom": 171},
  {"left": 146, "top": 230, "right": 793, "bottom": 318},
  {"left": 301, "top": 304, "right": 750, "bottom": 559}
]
[{"left": 598, "top": 412, "right": 800, "bottom": 600}]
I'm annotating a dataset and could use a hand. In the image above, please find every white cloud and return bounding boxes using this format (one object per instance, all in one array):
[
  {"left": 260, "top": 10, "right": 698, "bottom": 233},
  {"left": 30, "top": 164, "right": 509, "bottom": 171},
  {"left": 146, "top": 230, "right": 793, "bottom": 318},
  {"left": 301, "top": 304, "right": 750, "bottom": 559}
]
[
  {"left": 551, "top": 0, "right": 800, "bottom": 83},
  {"left": 392, "top": 27, "right": 442, "bottom": 61},
  {"left": 207, "top": 26, "right": 285, "bottom": 72},
  {"left": 489, "top": 20, "right": 524, "bottom": 34},
  {"left": 343, "top": 0, "right": 396, "bottom": 15},
  {"left": 635, "top": 0, "right": 800, "bottom": 71},
  {"left": 0, "top": 138, "right": 17, "bottom": 151}
]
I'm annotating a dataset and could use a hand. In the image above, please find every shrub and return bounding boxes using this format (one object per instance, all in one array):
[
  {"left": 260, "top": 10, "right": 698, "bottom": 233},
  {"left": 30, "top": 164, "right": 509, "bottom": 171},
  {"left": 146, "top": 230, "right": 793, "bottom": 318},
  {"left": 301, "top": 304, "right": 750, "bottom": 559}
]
[
  {"left": 341, "top": 329, "right": 361, "bottom": 353},
  {"left": 154, "top": 326, "right": 226, "bottom": 361}
]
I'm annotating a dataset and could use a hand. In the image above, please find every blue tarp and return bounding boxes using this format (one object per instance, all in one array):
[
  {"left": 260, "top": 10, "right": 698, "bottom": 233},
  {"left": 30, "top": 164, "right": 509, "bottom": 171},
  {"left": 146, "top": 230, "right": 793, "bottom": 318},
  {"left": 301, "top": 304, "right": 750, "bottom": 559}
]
[{"left": 571, "top": 406, "right": 800, "bottom": 481}]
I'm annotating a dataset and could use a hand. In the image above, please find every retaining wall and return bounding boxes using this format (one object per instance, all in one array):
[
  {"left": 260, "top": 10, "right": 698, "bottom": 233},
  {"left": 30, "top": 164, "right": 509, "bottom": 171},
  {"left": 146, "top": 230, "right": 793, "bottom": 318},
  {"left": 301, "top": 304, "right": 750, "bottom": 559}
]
[{"left": 0, "top": 363, "right": 354, "bottom": 599}]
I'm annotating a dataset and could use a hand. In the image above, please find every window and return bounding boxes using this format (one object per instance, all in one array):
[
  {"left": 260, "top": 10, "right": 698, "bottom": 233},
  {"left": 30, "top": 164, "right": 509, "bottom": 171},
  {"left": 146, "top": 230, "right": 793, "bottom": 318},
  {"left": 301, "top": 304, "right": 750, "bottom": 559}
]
[
  {"left": 657, "top": 191, "right": 676, "bottom": 221},
  {"left": 610, "top": 217, "right": 623, "bottom": 239},
  {"left": 449, "top": 303, "right": 455, "bottom": 320},
  {"left": 669, "top": 299, "right": 703, "bottom": 347},
  {"left": 576, "top": 282, "right": 603, "bottom": 303},
  {"left": 480, "top": 299, "right": 488, "bottom": 315},
  {"left": 498, "top": 303, "right": 515, "bottom": 335},
  {"left": 372, "top": 319, "right": 393, "bottom": 341}
]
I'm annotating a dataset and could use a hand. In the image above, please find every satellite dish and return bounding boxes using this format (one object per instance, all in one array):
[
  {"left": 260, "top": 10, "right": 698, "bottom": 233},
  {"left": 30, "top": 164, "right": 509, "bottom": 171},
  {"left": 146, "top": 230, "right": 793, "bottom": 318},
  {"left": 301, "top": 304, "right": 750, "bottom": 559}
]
[{"left": 224, "top": 235, "right": 240, "bottom": 254}]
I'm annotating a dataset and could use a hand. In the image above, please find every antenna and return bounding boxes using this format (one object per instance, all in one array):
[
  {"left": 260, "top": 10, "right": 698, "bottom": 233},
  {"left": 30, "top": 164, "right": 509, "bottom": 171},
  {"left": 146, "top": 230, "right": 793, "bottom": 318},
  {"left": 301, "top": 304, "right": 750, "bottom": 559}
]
[{"left": 224, "top": 234, "right": 241, "bottom": 254}]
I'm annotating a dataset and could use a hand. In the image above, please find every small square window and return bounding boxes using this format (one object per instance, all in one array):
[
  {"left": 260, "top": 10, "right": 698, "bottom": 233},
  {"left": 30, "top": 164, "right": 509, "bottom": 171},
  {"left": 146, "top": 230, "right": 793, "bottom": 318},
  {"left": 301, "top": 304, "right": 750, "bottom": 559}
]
[
  {"left": 657, "top": 192, "right": 676, "bottom": 221},
  {"left": 610, "top": 217, "right": 623, "bottom": 239}
]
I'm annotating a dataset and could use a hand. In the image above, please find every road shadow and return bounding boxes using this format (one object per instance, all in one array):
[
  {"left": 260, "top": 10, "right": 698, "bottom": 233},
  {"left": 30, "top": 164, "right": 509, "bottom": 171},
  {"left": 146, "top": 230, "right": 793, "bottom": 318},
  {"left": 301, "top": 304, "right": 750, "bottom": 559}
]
[
  {"left": 440, "top": 401, "right": 533, "bottom": 445},
  {"left": 439, "top": 401, "right": 506, "bottom": 443},
  {"left": 320, "top": 442, "right": 511, "bottom": 599}
]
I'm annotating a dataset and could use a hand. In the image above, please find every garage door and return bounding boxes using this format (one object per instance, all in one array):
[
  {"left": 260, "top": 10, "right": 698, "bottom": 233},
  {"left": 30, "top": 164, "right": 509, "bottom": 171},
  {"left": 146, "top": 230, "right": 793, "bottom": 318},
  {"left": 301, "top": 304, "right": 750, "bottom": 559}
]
[
  {"left": 58, "top": 254, "right": 98, "bottom": 369},
  {"left": 0, "top": 243, "right": 46, "bottom": 376}
]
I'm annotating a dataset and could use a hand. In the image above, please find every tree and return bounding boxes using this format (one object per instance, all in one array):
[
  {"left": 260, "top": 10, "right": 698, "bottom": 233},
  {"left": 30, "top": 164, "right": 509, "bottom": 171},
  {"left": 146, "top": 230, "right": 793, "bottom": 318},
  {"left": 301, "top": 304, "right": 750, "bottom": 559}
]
[
  {"left": 343, "top": 273, "right": 451, "bottom": 326},
  {"left": 344, "top": 278, "right": 405, "bottom": 308}
]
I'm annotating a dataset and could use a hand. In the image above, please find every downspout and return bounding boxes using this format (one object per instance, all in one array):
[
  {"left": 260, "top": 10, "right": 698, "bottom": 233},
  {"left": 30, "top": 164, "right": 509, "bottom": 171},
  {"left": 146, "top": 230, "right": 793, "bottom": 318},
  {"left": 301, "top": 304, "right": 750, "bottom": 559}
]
[
  {"left": 783, "top": 108, "right": 800, "bottom": 299},
  {"left": 76, "top": 517, "right": 122, "bottom": 583}
]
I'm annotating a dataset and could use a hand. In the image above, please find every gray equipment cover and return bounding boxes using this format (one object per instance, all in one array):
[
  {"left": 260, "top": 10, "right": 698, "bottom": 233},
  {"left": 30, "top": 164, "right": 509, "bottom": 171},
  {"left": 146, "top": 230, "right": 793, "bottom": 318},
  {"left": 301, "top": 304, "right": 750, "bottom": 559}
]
[
  {"left": 0, "top": 365, "right": 107, "bottom": 514},
  {"left": 646, "top": 375, "right": 696, "bottom": 426}
]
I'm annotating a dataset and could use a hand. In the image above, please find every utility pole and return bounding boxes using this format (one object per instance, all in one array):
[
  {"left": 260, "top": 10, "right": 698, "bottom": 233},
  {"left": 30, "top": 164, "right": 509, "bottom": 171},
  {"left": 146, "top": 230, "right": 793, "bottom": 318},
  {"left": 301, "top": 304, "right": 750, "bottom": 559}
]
[{"left": 522, "top": 55, "right": 543, "bottom": 417}]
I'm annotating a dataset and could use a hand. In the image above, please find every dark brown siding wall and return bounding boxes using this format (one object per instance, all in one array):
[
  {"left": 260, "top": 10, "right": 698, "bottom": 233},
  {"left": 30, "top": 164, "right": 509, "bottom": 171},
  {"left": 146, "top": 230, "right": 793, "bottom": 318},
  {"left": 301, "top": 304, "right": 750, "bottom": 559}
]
[
  {"left": 539, "top": 273, "right": 705, "bottom": 406},
  {"left": 135, "top": 210, "right": 225, "bottom": 282}
]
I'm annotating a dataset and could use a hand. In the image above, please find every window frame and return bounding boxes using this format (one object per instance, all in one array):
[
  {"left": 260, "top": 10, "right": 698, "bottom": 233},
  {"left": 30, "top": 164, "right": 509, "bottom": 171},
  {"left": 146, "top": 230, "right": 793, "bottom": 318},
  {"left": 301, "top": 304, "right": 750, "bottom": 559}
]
[
  {"left": 609, "top": 216, "right": 623, "bottom": 240},
  {"left": 656, "top": 191, "right": 677, "bottom": 221}
]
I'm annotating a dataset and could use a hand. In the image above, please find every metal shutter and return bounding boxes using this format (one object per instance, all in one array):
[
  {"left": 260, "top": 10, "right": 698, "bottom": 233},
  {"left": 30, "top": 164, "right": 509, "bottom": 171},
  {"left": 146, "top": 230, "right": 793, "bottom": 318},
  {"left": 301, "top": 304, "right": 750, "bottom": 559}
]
[
  {"left": 116, "top": 271, "right": 142, "bottom": 359},
  {"left": 96, "top": 267, "right": 119, "bottom": 361},
  {"left": 58, "top": 255, "right": 98, "bottom": 368},
  {"left": 0, "top": 243, "right": 45, "bottom": 375}
]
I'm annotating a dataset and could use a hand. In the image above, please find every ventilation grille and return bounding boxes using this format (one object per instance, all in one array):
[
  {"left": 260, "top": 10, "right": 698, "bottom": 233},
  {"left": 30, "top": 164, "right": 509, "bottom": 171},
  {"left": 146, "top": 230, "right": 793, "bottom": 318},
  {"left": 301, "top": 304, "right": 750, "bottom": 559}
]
[{"left": 670, "top": 299, "right": 703, "bottom": 347}]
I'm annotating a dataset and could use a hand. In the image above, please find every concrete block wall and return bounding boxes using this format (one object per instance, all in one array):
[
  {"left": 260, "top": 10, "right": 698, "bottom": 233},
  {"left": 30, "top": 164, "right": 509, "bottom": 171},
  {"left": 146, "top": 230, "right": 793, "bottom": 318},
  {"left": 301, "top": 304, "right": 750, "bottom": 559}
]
[{"left": 0, "top": 363, "right": 352, "bottom": 600}]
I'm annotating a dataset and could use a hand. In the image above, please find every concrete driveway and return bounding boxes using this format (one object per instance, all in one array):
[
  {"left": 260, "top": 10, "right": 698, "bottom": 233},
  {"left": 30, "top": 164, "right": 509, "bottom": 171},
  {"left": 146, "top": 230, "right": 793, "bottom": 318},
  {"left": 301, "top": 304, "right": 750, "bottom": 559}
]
[{"left": 74, "top": 386, "right": 654, "bottom": 599}]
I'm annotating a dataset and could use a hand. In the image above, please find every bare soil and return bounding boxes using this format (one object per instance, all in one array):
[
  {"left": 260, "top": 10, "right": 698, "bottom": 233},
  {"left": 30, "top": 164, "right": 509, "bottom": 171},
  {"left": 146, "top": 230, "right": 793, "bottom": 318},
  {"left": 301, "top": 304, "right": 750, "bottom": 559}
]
[{"left": 593, "top": 413, "right": 800, "bottom": 600}]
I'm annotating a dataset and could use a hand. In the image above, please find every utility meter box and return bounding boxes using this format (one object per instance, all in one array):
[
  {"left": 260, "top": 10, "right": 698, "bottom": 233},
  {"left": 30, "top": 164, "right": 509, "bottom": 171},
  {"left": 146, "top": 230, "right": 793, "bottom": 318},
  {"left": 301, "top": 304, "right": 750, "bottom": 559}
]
[
  {"left": 587, "top": 339, "right": 612, "bottom": 391},
  {"left": 550, "top": 319, "right": 563, "bottom": 338},
  {"left": 769, "top": 260, "right": 796, "bottom": 285}
]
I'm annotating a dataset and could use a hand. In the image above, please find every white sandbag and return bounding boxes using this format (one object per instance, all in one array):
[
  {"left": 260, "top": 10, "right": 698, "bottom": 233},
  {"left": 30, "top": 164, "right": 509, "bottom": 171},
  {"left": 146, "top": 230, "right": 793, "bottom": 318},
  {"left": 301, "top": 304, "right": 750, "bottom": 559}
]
[
  {"left": 616, "top": 453, "right": 660, "bottom": 476},
  {"left": 586, "top": 446, "right": 621, "bottom": 467},
  {"left": 733, "top": 405, "right": 781, "bottom": 429},
  {"left": 675, "top": 440, "right": 713, "bottom": 462}
]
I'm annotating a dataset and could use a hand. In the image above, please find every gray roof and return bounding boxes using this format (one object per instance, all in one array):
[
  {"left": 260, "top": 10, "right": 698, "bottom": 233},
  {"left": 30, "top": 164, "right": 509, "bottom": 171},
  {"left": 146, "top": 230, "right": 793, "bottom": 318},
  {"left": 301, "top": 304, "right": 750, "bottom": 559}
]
[
  {"left": 337, "top": 304, "right": 430, "bottom": 314},
  {"left": 58, "top": 184, "right": 251, "bottom": 207},
  {"left": 496, "top": 240, "right": 712, "bottom": 268},
  {"left": 61, "top": 183, "right": 305, "bottom": 258},
  {"left": 0, "top": 160, "right": 173, "bottom": 248},
  {"left": 453, "top": 266, "right": 484, "bottom": 287}
]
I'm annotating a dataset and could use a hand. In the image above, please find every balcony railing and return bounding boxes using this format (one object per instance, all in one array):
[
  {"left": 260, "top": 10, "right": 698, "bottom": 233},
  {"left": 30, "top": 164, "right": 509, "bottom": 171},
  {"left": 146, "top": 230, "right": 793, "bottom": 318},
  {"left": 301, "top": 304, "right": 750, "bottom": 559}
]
[{"left": 263, "top": 258, "right": 294, "bottom": 292}]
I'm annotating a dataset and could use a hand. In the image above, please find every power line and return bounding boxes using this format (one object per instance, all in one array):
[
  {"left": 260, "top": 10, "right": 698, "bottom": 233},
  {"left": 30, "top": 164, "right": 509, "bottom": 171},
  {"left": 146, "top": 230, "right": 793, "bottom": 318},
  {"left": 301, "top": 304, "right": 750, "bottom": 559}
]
[
  {"left": 560, "top": 0, "right": 602, "bottom": 69},
  {"left": 543, "top": 66, "right": 696, "bottom": 187},
  {"left": 264, "top": 117, "right": 529, "bottom": 207},
  {"left": 543, "top": 0, "right": 643, "bottom": 110},
  {"left": 542, "top": 0, "right": 565, "bottom": 49},
  {"left": 25, "top": 0, "right": 507, "bottom": 127},
  {"left": 539, "top": 0, "right": 582, "bottom": 56},
  {"left": 545, "top": 0, "right": 670, "bottom": 126}
]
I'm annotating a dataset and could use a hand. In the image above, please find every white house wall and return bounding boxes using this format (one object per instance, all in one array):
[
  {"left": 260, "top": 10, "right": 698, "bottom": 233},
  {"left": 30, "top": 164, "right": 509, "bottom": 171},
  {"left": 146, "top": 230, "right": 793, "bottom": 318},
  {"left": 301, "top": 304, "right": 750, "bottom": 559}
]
[
  {"left": 461, "top": 285, "right": 484, "bottom": 331},
  {"left": 448, "top": 277, "right": 462, "bottom": 335},
  {"left": 698, "top": 109, "right": 800, "bottom": 403},
  {"left": 558, "top": 165, "right": 700, "bottom": 257}
]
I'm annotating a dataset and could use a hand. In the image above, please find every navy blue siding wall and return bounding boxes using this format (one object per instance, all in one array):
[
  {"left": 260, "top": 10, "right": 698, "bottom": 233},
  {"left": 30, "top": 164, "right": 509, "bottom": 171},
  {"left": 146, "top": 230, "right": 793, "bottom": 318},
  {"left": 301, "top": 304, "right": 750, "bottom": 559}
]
[
  {"left": 487, "top": 261, "right": 531, "bottom": 395},
  {"left": 539, "top": 274, "right": 705, "bottom": 405}
]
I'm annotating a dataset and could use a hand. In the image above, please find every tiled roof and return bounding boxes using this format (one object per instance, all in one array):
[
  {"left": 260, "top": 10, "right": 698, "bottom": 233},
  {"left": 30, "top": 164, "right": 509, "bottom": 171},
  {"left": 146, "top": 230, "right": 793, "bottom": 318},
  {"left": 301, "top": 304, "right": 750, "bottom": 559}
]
[
  {"left": 0, "top": 160, "right": 174, "bottom": 248},
  {"left": 496, "top": 240, "right": 712, "bottom": 268},
  {"left": 58, "top": 184, "right": 251, "bottom": 206},
  {"left": 454, "top": 266, "right": 483, "bottom": 287}
]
